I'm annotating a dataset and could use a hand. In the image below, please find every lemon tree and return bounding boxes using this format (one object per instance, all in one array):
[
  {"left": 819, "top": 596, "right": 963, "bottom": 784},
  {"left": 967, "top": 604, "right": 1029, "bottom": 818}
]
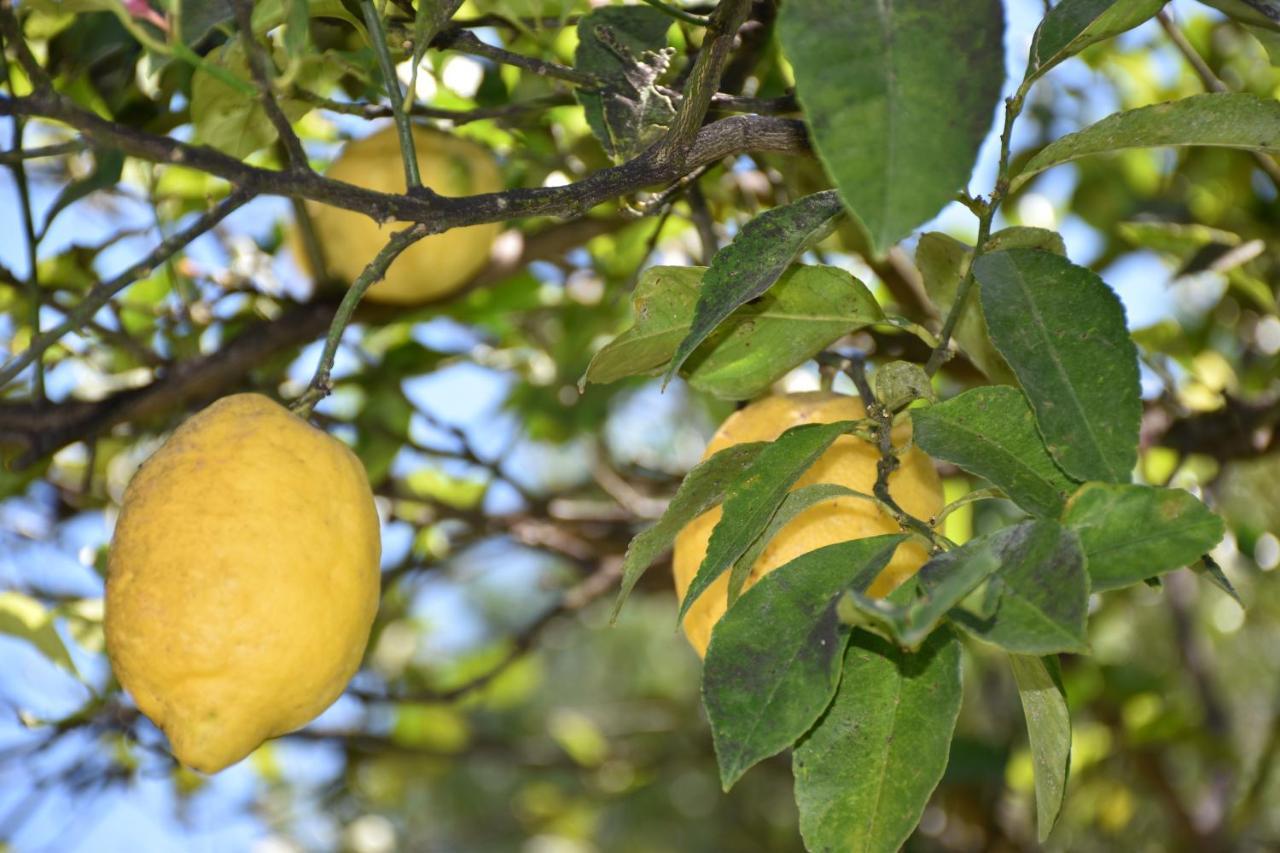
[{"left": 0, "top": 0, "right": 1277, "bottom": 850}]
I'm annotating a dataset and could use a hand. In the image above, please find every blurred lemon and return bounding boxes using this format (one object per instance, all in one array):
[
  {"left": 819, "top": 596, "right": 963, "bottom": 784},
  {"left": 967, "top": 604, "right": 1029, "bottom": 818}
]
[
  {"left": 297, "top": 125, "right": 503, "bottom": 304},
  {"left": 672, "top": 391, "right": 943, "bottom": 657},
  {"left": 105, "top": 394, "right": 381, "bottom": 772}
]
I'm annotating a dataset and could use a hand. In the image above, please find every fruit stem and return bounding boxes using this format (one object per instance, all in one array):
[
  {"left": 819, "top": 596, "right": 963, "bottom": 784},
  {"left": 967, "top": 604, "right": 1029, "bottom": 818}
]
[{"left": 292, "top": 224, "right": 428, "bottom": 417}]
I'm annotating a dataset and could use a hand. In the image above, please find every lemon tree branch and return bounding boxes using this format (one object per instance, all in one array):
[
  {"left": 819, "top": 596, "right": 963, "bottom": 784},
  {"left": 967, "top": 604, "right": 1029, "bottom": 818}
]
[{"left": 292, "top": 224, "right": 430, "bottom": 416}]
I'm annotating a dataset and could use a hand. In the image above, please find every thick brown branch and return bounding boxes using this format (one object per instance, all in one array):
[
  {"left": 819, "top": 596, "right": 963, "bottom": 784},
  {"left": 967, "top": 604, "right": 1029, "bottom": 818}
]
[
  {"left": 0, "top": 90, "right": 807, "bottom": 230},
  {"left": 657, "top": 0, "right": 753, "bottom": 164}
]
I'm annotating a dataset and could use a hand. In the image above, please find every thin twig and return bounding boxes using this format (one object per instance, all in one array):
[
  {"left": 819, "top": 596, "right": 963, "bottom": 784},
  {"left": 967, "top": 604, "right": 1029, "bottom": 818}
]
[
  {"left": 925, "top": 78, "right": 1031, "bottom": 375},
  {"left": 657, "top": 0, "right": 752, "bottom": 163},
  {"left": 295, "top": 88, "right": 573, "bottom": 125},
  {"left": 433, "top": 29, "right": 597, "bottom": 86},
  {"left": 292, "top": 224, "right": 429, "bottom": 415},
  {"left": 0, "top": 51, "right": 43, "bottom": 402},
  {"left": 231, "top": 0, "right": 309, "bottom": 170},
  {"left": 0, "top": 139, "right": 87, "bottom": 164},
  {"left": 0, "top": 89, "right": 808, "bottom": 230},
  {"left": 0, "top": 190, "right": 252, "bottom": 388},
  {"left": 353, "top": 557, "right": 622, "bottom": 704},
  {"left": 360, "top": 0, "right": 425, "bottom": 190},
  {"left": 817, "top": 352, "right": 946, "bottom": 548},
  {"left": 639, "top": 0, "right": 712, "bottom": 27},
  {"left": 0, "top": 2, "right": 52, "bottom": 92}
]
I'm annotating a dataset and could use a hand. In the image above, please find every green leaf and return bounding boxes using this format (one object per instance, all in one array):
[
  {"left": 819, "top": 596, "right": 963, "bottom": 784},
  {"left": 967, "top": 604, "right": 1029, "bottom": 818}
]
[
  {"left": 611, "top": 442, "right": 767, "bottom": 621},
  {"left": 1062, "top": 482, "right": 1226, "bottom": 591},
  {"left": 664, "top": 191, "right": 848, "bottom": 385},
  {"left": 0, "top": 592, "right": 79, "bottom": 676},
  {"left": 778, "top": 0, "right": 1005, "bottom": 254},
  {"left": 41, "top": 148, "right": 124, "bottom": 235},
  {"left": 983, "top": 226, "right": 1068, "bottom": 256},
  {"left": 704, "top": 535, "right": 905, "bottom": 790},
  {"left": 1198, "top": 0, "right": 1280, "bottom": 32},
  {"left": 584, "top": 265, "right": 881, "bottom": 400},
  {"left": 912, "top": 386, "right": 1076, "bottom": 518},
  {"left": 678, "top": 421, "right": 859, "bottom": 623},
  {"left": 874, "top": 361, "right": 935, "bottom": 412},
  {"left": 727, "top": 483, "right": 878, "bottom": 605},
  {"left": 974, "top": 249, "right": 1141, "bottom": 484},
  {"left": 841, "top": 529, "right": 1007, "bottom": 650},
  {"left": 1247, "top": 23, "right": 1280, "bottom": 64},
  {"left": 1025, "top": 0, "right": 1166, "bottom": 81},
  {"left": 191, "top": 37, "right": 308, "bottom": 158},
  {"left": 285, "top": 0, "right": 311, "bottom": 56},
  {"left": 574, "top": 5, "right": 676, "bottom": 159},
  {"left": 948, "top": 520, "right": 1090, "bottom": 655},
  {"left": 1117, "top": 220, "right": 1241, "bottom": 256},
  {"left": 176, "top": 0, "right": 234, "bottom": 45},
  {"left": 1010, "top": 654, "right": 1071, "bottom": 842},
  {"left": 915, "top": 232, "right": 1016, "bottom": 385},
  {"left": 1195, "top": 555, "right": 1242, "bottom": 604},
  {"left": 250, "top": 0, "right": 359, "bottom": 31},
  {"left": 1012, "top": 93, "right": 1280, "bottom": 191},
  {"left": 793, "top": 629, "right": 962, "bottom": 853}
]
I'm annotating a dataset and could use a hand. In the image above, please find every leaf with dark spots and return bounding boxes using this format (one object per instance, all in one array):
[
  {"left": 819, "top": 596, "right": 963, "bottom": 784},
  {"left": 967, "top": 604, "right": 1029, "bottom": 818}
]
[
  {"left": 793, "top": 628, "right": 962, "bottom": 852},
  {"left": 1063, "top": 482, "right": 1225, "bottom": 591},
  {"left": 945, "top": 520, "right": 1090, "bottom": 655},
  {"left": 703, "top": 535, "right": 904, "bottom": 790},
  {"left": 663, "top": 191, "right": 847, "bottom": 386},
  {"left": 612, "top": 441, "right": 767, "bottom": 622},
  {"left": 912, "top": 386, "right": 1076, "bottom": 518},
  {"left": 678, "top": 420, "right": 859, "bottom": 624}
]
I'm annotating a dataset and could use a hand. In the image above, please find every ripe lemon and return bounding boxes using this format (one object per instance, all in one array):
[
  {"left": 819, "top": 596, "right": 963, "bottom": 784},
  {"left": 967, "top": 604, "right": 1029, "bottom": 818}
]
[
  {"left": 297, "top": 125, "right": 503, "bottom": 304},
  {"left": 672, "top": 392, "right": 944, "bottom": 657},
  {"left": 105, "top": 394, "right": 382, "bottom": 772}
]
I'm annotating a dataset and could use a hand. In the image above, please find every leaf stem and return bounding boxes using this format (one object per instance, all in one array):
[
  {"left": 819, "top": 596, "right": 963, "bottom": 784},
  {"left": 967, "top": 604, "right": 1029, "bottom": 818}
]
[
  {"left": 360, "top": 0, "right": 424, "bottom": 190},
  {"left": 925, "top": 79, "right": 1031, "bottom": 376},
  {"left": 819, "top": 352, "right": 949, "bottom": 549},
  {"left": 291, "top": 224, "right": 428, "bottom": 416},
  {"left": 639, "top": 0, "right": 712, "bottom": 27}
]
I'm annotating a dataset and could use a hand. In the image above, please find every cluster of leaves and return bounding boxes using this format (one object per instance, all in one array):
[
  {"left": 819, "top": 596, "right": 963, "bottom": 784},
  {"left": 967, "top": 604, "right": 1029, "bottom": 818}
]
[
  {"left": 583, "top": 0, "right": 1280, "bottom": 848},
  {"left": 1, "top": 0, "right": 1279, "bottom": 849}
]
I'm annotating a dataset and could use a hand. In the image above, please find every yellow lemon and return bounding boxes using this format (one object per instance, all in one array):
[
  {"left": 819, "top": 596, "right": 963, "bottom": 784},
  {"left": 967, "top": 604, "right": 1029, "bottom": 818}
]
[
  {"left": 672, "top": 391, "right": 944, "bottom": 657},
  {"left": 297, "top": 125, "right": 503, "bottom": 304},
  {"left": 105, "top": 394, "right": 382, "bottom": 772}
]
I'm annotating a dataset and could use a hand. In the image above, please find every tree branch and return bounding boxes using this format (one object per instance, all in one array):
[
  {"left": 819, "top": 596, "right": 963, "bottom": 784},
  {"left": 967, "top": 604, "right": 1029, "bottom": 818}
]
[
  {"left": 0, "top": 91, "right": 807, "bottom": 231},
  {"left": 0, "top": 190, "right": 252, "bottom": 388},
  {"left": 0, "top": 216, "right": 627, "bottom": 463},
  {"left": 656, "top": 0, "right": 752, "bottom": 164},
  {"left": 432, "top": 29, "right": 596, "bottom": 86},
  {"left": 292, "top": 224, "right": 429, "bottom": 415}
]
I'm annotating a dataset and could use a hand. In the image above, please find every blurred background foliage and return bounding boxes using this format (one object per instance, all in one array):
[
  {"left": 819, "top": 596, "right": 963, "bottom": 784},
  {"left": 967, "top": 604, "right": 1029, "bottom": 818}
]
[{"left": 0, "top": 0, "right": 1279, "bottom": 851}]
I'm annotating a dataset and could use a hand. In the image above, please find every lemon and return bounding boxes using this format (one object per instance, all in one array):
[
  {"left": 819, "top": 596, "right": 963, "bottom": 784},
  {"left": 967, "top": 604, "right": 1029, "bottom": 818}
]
[
  {"left": 105, "top": 394, "right": 382, "bottom": 772},
  {"left": 297, "top": 125, "right": 503, "bottom": 304},
  {"left": 672, "top": 392, "right": 944, "bottom": 657}
]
